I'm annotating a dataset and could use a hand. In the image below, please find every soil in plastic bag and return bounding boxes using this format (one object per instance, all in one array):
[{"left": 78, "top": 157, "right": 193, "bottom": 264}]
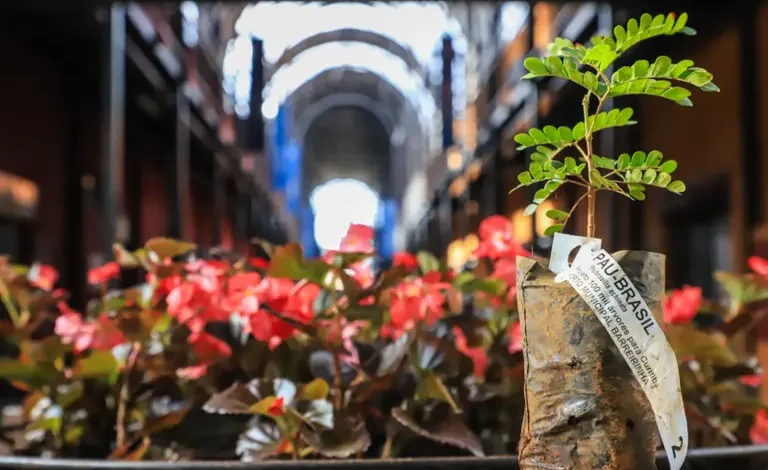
[{"left": 516, "top": 250, "right": 664, "bottom": 470}]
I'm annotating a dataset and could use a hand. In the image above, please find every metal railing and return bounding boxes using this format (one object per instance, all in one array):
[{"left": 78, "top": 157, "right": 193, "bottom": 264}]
[{"left": 1, "top": 445, "right": 768, "bottom": 470}]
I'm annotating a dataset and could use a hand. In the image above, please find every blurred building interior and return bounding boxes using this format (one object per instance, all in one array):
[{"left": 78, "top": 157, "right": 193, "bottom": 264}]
[{"left": 0, "top": 1, "right": 764, "bottom": 309}]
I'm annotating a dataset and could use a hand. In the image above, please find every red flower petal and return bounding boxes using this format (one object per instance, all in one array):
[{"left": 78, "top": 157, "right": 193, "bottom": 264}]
[
  {"left": 751, "top": 409, "right": 768, "bottom": 444},
  {"left": 508, "top": 321, "right": 523, "bottom": 354},
  {"left": 29, "top": 264, "right": 59, "bottom": 291},
  {"left": 740, "top": 374, "right": 763, "bottom": 387},
  {"left": 393, "top": 252, "right": 418, "bottom": 270},
  {"left": 749, "top": 256, "right": 768, "bottom": 277},
  {"left": 268, "top": 397, "right": 285, "bottom": 416},
  {"left": 662, "top": 285, "right": 702, "bottom": 325},
  {"left": 340, "top": 224, "right": 375, "bottom": 253},
  {"left": 87, "top": 262, "right": 120, "bottom": 285},
  {"left": 177, "top": 364, "right": 208, "bottom": 380}
]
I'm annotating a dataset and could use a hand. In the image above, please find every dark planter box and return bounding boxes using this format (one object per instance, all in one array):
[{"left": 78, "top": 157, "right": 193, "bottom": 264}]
[{"left": 1, "top": 446, "right": 768, "bottom": 470}]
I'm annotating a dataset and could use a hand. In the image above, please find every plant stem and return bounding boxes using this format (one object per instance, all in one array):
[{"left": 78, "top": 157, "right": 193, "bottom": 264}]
[
  {"left": 331, "top": 336, "right": 344, "bottom": 410},
  {"left": 116, "top": 341, "right": 141, "bottom": 449},
  {"left": 326, "top": 288, "right": 345, "bottom": 411},
  {"left": 582, "top": 80, "right": 609, "bottom": 239},
  {"left": 586, "top": 189, "right": 596, "bottom": 238},
  {"left": 582, "top": 95, "right": 596, "bottom": 238},
  {"left": 381, "top": 435, "right": 393, "bottom": 459},
  {"left": 0, "top": 285, "right": 20, "bottom": 328},
  {"left": 288, "top": 433, "right": 300, "bottom": 460},
  {"left": 563, "top": 190, "right": 591, "bottom": 230}
]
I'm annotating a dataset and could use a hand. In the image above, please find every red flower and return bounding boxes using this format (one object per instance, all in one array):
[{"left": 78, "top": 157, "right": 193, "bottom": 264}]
[
  {"left": 317, "top": 317, "right": 368, "bottom": 366},
  {"left": 453, "top": 326, "right": 489, "bottom": 378},
  {"left": 177, "top": 364, "right": 209, "bottom": 380},
  {"left": 340, "top": 224, "right": 375, "bottom": 253},
  {"left": 223, "top": 272, "right": 263, "bottom": 315},
  {"left": 185, "top": 259, "right": 228, "bottom": 293},
  {"left": 740, "top": 374, "right": 763, "bottom": 387},
  {"left": 55, "top": 312, "right": 87, "bottom": 351},
  {"left": 55, "top": 311, "right": 125, "bottom": 354},
  {"left": 474, "top": 215, "right": 532, "bottom": 261},
  {"left": 29, "top": 264, "right": 59, "bottom": 291},
  {"left": 268, "top": 397, "right": 285, "bottom": 417},
  {"left": 749, "top": 256, "right": 768, "bottom": 277},
  {"left": 284, "top": 282, "right": 320, "bottom": 323},
  {"left": 508, "top": 321, "right": 523, "bottom": 354},
  {"left": 90, "top": 315, "right": 126, "bottom": 351},
  {"left": 187, "top": 331, "right": 232, "bottom": 364},
  {"left": 246, "top": 309, "right": 285, "bottom": 350},
  {"left": 491, "top": 258, "right": 516, "bottom": 285},
  {"left": 167, "top": 283, "right": 206, "bottom": 329},
  {"left": 751, "top": 409, "right": 768, "bottom": 444},
  {"left": 249, "top": 257, "right": 270, "bottom": 270},
  {"left": 258, "top": 277, "right": 295, "bottom": 312},
  {"left": 150, "top": 272, "right": 183, "bottom": 300},
  {"left": 168, "top": 275, "right": 229, "bottom": 333},
  {"left": 347, "top": 261, "right": 375, "bottom": 290},
  {"left": 393, "top": 252, "right": 418, "bottom": 271},
  {"left": 663, "top": 286, "right": 702, "bottom": 324},
  {"left": 241, "top": 278, "right": 317, "bottom": 350},
  {"left": 88, "top": 262, "right": 120, "bottom": 286},
  {"left": 386, "top": 276, "right": 452, "bottom": 338}
]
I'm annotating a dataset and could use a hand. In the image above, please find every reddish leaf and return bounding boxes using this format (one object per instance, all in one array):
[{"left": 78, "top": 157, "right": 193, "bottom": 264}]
[
  {"left": 304, "top": 414, "right": 371, "bottom": 458},
  {"left": 391, "top": 407, "right": 484, "bottom": 457}
]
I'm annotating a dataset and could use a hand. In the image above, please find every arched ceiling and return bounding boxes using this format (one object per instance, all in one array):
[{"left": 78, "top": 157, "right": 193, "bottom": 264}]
[
  {"left": 265, "top": 28, "right": 426, "bottom": 83},
  {"left": 288, "top": 67, "right": 420, "bottom": 201},
  {"left": 288, "top": 67, "right": 412, "bottom": 139},
  {"left": 302, "top": 106, "right": 391, "bottom": 198},
  {"left": 261, "top": 42, "right": 435, "bottom": 126},
  {"left": 223, "top": 1, "right": 468, "bottom": 129},
  {"left": 222, "top": 1, "right": 468, "bottom": 233}
]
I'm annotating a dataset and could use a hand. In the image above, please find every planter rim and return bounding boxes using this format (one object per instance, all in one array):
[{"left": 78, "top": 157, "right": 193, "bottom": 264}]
[{"left": 0, "top": 445, "right": 766, "bottom": 469}]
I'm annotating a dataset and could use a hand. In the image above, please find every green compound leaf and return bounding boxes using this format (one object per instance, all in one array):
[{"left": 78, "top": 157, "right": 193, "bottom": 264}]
[
  {"left": 667, "top": 180, "right": 687, "bottom": 194},
  {"left": 522, "top": 56, "right": 607, "bottom": 95},
  {"left": 545, "top": 209, "right": 568, "bottom": 222},
  {"left": 544, "top": 224, "right": 564, "bottom": 236},
  {"left": 515, "top": 108, "right": 636, "bottom": 151},
  {"left": 609, "top": 56, "right": 717, "bottom": 105},
  {"left": 613, "top": 13, "right": 695, "bottom": 55}
]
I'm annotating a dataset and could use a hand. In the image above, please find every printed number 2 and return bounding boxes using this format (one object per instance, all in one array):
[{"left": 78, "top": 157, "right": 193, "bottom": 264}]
[{"left": 671, "top": 436, "right": 684, "bottom": 458}]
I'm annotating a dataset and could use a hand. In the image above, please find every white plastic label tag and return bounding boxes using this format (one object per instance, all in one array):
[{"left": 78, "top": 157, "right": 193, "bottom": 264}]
[
  {"left": 548, "top": 233, "right": 602, "bottom": 275},
  {"left": 550, "top": 234, "right": 688, "bottom": 470}
]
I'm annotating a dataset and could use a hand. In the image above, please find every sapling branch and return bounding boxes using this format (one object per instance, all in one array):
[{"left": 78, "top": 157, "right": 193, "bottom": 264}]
[
  {"left": 116, "top": 341, "right": 141, "bottom": 449},
  {"left": 511, "top": 11, "right": 717, "bottom": 238}
]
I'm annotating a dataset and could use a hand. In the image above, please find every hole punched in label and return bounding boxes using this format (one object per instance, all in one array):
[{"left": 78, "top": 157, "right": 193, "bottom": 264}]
[{"left": 549, "top": 232, "right": 602, "bottom": 281}]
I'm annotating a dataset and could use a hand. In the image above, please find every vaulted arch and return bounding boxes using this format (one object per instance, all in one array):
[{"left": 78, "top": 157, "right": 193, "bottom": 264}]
[
  {"left": 266, "top": 28, "right": 425, "bottom": 83},
  {"left": 303, "top": 106, "right": 391, "bottom": 198},
  {"left": 287, "top": 67, "right": 428, "bottom": 204},
  {"left": 288, "top": 68, "right": 410, "bottom": 140},
  {"left": 294, "top": 93, "right": 397, "bottom": 140}
]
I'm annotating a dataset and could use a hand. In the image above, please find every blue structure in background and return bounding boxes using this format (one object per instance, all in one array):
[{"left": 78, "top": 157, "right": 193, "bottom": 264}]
[
  {"left": 301, "top": 204, "right": 318, "bottom": 258},
  {"left": 284, "top": 142, "right": 302, "bottom": 216},
  {"left": 272, "top": 102, "right": 399, "bottom": 261},
  {"left": 378, "top": 198, "right": 397, "bottom": 259},
  {"left": 271, "top": 104, "right": 290, "bottom": 191},
  {"left": 272, "top": 102, "right": 310, "bottom": 248}
]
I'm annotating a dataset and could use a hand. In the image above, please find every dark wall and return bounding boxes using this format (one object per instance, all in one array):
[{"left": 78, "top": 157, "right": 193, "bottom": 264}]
[
  {"left": 0, "top": 31, "right": 69, "bottom": 268},
  {"left": 0, "top": 29, "right": 221, "bottom": 292}
]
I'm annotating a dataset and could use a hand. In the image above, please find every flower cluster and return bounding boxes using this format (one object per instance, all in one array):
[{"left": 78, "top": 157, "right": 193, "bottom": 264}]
[
  {"left": 660, "top": 257, "right": 768, "bottom": 448},
  {"left": 5, "top": 215, "right": 764, "bottom": 459},
  {"left": 0, "top": 217, "right": 530, "bottom": 461},
  {"left": 472, "top": 215, "right": 530, "bottom": 355}
]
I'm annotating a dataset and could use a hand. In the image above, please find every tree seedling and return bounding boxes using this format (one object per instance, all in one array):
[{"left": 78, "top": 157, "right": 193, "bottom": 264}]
[{"left": 512, "top": 12, "right": 718, "bottom": 238}]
